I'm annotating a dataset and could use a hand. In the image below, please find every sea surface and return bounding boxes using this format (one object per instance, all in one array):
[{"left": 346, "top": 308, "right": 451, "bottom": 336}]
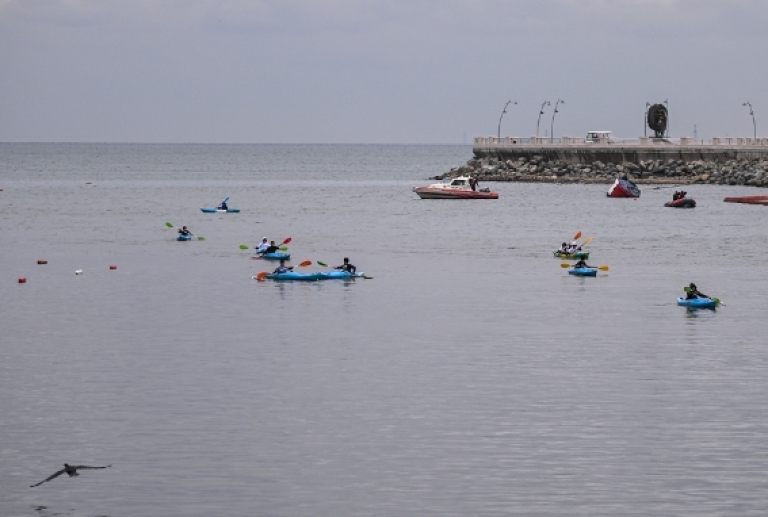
[{"left": 1, "top": 143, "right": 768, "bottom": 517}]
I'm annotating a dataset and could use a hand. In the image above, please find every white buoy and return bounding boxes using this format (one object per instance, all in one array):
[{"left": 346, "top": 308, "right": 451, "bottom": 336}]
[{"left": 75, "top": 269, "right": 83, "bottom": 275}]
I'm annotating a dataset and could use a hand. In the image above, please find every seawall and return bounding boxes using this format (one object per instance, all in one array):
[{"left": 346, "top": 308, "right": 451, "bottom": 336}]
[
  {"left": 472, "top": 137, "right": 768, "bottom": 164},
  {"left": 433, "top": 137, "right": 768, "bottom": 187}
]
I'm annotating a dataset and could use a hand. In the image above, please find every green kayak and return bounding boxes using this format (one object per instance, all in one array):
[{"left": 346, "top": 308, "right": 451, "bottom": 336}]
[{"left": 553, "top": 250, "right": 589, "bottom": 259}]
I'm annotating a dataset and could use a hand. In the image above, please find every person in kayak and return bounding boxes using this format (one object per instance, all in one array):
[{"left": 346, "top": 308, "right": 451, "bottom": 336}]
[
  {"left": 178, "top": 226, "right": 192, "bottom": 236},
  {"left": 218, "top": 200, "right": 228, "bottom": 210},
  {"left": 686, "top": 283, "right": 709, "bottom": 299},
  {"left": 262, "top": 240, "right": 281, "bottom": 254},
  {"left": 558, "top": 242, "right": 569, "bottom": 254},
  {"left": 273, "top": 260, "right": 293, "bottom": 274},
  {"left": 568, "top": 240, "right": 582, "bottom": 253},
  {"left": 256, "top": 237, "right": 269, "bottom": 253},
  {"left": 573, "top": 258, "right": 594, "bottom": 269},
  {"left": 336, "top": 257, "right": 357, "bottom": 274}
]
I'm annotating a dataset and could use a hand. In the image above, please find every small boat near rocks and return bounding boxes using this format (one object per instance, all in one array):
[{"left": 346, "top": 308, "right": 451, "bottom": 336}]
[
  {"left": 723, "top": 195, "right": 768, "bottom": 205},
  {"left": 664, "top": 198, "right": 696, "bottom": 208},
  {"left": 413, "top": 176, "right": 498, "bottom": 199},
  {"left": 607, "top": 177, "right": 641, "bottom": 198}
]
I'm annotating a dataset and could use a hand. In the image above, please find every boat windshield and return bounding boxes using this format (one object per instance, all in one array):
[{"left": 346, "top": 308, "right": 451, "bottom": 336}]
[{"left": 450, "top": 179, "right": 467, "bottom": 186}]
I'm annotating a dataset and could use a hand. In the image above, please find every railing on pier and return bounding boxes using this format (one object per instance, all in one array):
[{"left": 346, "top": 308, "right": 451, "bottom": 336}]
[{"left": 474, "top": 136, "right": 768, "bottom": 147}]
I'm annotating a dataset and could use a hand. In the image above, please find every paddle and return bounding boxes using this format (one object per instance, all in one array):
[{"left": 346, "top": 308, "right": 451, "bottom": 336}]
[
  {"left": 165, "top": 221, "right": 174, "bottom": 228},
  {"left": 573, "top": 231, "right": 582, "bottom": 241},
  {"left": 580, "top": 236, "right": 593, "bottom": 247},
  {"left": 561, "top": 263, "right": 609, "bottom": 271}
]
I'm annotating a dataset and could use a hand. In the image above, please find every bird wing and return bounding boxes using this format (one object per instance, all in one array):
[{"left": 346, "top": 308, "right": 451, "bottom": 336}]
[
  {"left": 30, "top": 468, "right": 66, "bottom": 487},
  {"left": 73, "top": 464, "right": 111, "bottom": 470}
]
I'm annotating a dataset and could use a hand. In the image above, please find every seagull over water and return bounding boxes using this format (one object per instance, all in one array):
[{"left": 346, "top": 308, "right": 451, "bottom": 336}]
[{"left": 30, "top": 464, "right": 111, "bottom": 487}]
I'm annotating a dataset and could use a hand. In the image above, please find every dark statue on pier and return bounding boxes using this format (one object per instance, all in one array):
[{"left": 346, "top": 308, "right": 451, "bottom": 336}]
[{"left": 647, "top": 104, "right": 668, "bottom": 138}]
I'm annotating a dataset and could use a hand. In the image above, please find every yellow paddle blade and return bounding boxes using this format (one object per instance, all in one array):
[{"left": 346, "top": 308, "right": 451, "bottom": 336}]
[
  {"left": 598, "top": 265, "right": 609, "bottom": 271},
  {"left": 560, "top": 263, "right": 572, "bottom": 268},
  {"left": 581, "top": 236, "right": 593, "bottom": 247}
]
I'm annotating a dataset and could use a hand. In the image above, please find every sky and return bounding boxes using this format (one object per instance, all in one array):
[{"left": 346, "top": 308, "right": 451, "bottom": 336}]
[{"left": 0, "top": 0, "right": 766, "bottom": 143}]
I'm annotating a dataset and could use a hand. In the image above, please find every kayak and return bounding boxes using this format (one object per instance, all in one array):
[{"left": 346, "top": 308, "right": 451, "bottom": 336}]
[
  {"left": 553, "top": 250, "right": 590, "bottom": 259},
  {"left": 177, "top": 233, "right": 192, "bottom": 241},
  {"left": 317, "top": 271, "right": 365, "bottom": 279},
  {"left": 664, "top": 198, "right": 696, "bottom": 208},
  {"left": 257, "top": 252, "right": 291, "bottom": 260},
  {"left": 677, "top": 297, "right": 718, "bottom": 309},
  {"left": 266, "top": 271, "right": 366, "bottom": 281},
  {"left": 568, "top": 267, "right": 597, "bottom": 277},
  {"left": 200, "top": 207, "right": 241, "bottom": 213},
  {"left": 267, "top": 271, "right": 322, "bottom": 281}
]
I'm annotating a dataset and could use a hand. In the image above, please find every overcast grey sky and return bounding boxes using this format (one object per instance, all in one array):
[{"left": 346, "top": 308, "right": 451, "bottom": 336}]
[{"left": 1, "top": 0, "right": 765, "bottom": 143}]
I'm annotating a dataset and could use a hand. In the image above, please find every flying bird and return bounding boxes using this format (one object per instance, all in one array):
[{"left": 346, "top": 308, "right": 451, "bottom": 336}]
[{"left": 30, "top": 464, "right": 111, "bottom": 487}]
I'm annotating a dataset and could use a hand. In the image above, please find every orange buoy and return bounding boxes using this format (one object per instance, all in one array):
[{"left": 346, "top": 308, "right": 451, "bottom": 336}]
[
  {"left": 109, "top": 265, "right": 117, "bottom": 270},
  {"left": 37, "top": 259, "right": 47, "bottom": 265},
  {"left": 18, "top": 277, "right": 26, "bottom": 283}
]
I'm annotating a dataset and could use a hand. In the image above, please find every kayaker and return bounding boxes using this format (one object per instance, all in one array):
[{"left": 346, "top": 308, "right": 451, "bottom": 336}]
[
  {"left": 273, "top": 259, "right": 293, "bottom": 274},
  {"left": 256, "top": 237, "right": 269, "bottom": 253},
  {"left": 218, "top": 200, "right": 228, "bottom": 210},
  {"left": 573, "top": 258, "right": 594, "bottom": 269},
  {"left": 336, "top": 257, "right": 357, "bottom": 274},
  {"left": 568, "top": 241, "right": 582, "bottom": 253},
  {"left": 263, "top": 240, "right": 281, "bottom": 254},
  {"left": 558, "top": 242, "right": 569, "bottom": 254},
  {"left": 178, "top": 226, "right": 191, "bottom": 236},
  {"left": 686, "top": 283, "right": 709, "bottom": 300}
]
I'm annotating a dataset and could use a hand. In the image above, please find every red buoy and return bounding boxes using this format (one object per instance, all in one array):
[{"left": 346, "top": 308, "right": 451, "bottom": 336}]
[
  {"left": 109, "top": 265, "right": 117, "bottom": 270},
  {"left": 18, "top": 277, "right": 26, "bottom": 283},
  {"left": 37, "top": 260, "right": 47, "bottom": 265}
]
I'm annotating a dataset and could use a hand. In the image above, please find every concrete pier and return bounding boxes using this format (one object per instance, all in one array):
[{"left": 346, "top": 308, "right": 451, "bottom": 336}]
[
  {"left": 437, "top": 136, "right": 768, "bottom": 187},
  {"left": 473, "top": 136, "right": 768, "bottom": 164}
]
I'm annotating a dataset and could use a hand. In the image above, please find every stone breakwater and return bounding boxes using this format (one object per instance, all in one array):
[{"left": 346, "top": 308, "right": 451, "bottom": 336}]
[{"left": 434, "top": 155, "right": 768, "bottom": 186}]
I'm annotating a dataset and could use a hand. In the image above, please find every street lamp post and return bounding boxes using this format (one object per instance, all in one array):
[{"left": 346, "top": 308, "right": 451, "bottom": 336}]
[
  {"left": 536, "top": 101, "right": 550, "bottom": 137},
  {"left": 550, "top": 99, "right": 564, "bottom": 142},
  {"left": 743, "top": 101, "right": 757, "bottom": 139},
  {"left": 664, "top": 99, "right": 669, "bottom": 138},
  {"left": 497, "top": 100, "right": 517, "bottom": 140}
]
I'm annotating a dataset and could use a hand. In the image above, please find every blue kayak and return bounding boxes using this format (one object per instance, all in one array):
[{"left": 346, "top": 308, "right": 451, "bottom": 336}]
[
  {"left": 677, "top": 297, "right": 718, "bottom": 309},
  {"left": 265, "top": 270, "right": 366, "bottom": 281},
  {"left": 257, "top": 252, "right": 291, "bottom": 260},
  {"left": 177, "top": 233, "right": 192, "bottom": 241},
  {"left": 200, "top": 207, "right": 240, "bottom": 213},
  {"left": 266, "top": 271, "right": 321, "bottom": 281},
  {"left": 568, "top": 267, "right": 597, "bottom": 277},
  {"left": 317, "top": 271, "right": 365, "bottom": 279}
]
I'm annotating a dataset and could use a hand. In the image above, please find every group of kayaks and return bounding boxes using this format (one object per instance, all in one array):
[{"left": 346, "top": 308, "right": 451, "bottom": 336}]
[
  {"left": 556, "top": 232, "right": 720, "bottom": 308},
  {"left": 251, "top": 239, "right": 368, "bottom": 281}
]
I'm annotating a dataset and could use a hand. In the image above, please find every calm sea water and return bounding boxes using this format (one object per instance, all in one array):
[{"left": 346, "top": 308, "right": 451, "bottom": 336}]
[{"left": 2, "top": 143, "right": 768, "bottom": 517}]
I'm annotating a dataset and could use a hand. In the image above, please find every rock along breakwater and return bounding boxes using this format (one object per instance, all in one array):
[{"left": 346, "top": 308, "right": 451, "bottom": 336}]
[{"left": 435, "top": 139, "right": 768, "bottom": 187}]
